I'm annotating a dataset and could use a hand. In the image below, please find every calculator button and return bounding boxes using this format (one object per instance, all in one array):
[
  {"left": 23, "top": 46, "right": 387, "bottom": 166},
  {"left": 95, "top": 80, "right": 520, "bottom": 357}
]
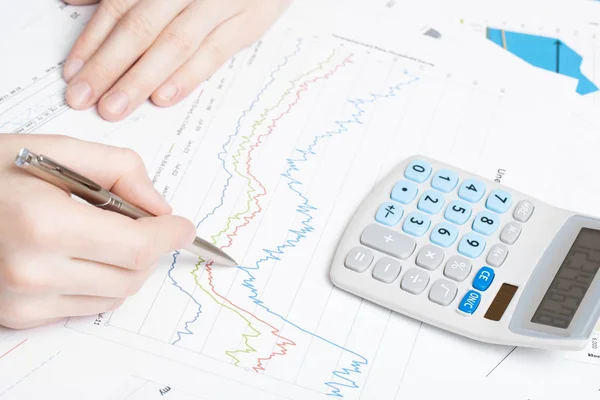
[
  {"left": 360, "top": 224, "right": 416, "bottom": 260},
  {"left": 430, "top": 222, "right": 459, "bottom": 247},
  {"left": 344, "top": 246, "right": 374, "bottom": 272},
  {"left": 372, "top": 257, "right": 402, "bottom": 283},
  {"left": 375, "top": 202, "right": 403, "bottom": 226},
  {"left": 443, "top": 255, "right": 472, "bottom": 282},
  {"left": 444, "top": 200, "right": 472, "bottom": 225},
  {"left": 429, "top": 279, "right": 458, "bottom": 306},
  {"left": 487, "top": 244, "right": 508, "bottom": 267},
  {"left": 458, "top": 178, "right": 486, "bottom": 203},
  {"left": 415, "top": 244, "right": 444, "bottom": 270},
  {"left": 405, "top": 160, "right": 432, "bottom": 183},
  {"left": 431, "top": 169, "right": 459, "bottom": 193},
  {"left": 458, "top": 233, "right": 486, "bottom": 258},
  {"left": 472, "top": 210, "right": 500, "bottom": 236},
  {"left": 500, "top": 222, "right": 522, "bottom": 244},
  {"left": 458, "top": 290, "right": 482, "bottom": 315},
  {"left": 402, "top": 211, "right": 431, "bottom": 237},
  {"left": 513, "top": 200, "right": 535, "bottom": 222},
  {"left": 472, "top": 267, "right": 495, "bottom": 291},
  {"left": 400, "top": 268, "right": 430, "bottom": 295},
  {"left": 391, "top": 180, "right": 418, "bottom": 204},
  {"left": 486, "top": 189, "right": 512, "bottom": 214},
  {"left": 417, "top": 190, "right": 445, "bottom": 214}
]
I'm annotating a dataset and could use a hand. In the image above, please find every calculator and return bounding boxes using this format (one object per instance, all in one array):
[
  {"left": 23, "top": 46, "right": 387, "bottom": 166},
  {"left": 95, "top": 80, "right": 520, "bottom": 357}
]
[{"left": 329, "top": 155, "right": 600, "bottom": 350}]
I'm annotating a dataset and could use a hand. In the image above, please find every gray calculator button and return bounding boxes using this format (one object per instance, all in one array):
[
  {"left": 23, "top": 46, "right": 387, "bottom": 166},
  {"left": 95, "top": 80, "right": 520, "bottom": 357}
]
[
  {"left": 500, "top": 221, "right": 522, "bottom": 244},
  {"left": 443, "top": 255, "right": 472, "bottom": 282},
  {"left": 400, "top": 268, "right": 430, "bottom": 294},
  {"left": 513, "top": 200, "right": 534, "bottom": 222},
  {"left": 487, "top": 243, "right": 508, "bottom": 267},
  {"left": 372, "top": 257, "right": 402, "bottom": 283},
  {"left": 360, "top": 224, "right": 416, "bottom": 260},
  {"left": 345, "top": 246, "right": 374, "bottom": 272},
  {"left": 429, "top": 279, "right": 458, "bottom": 306},
  {"left": 415, "top": 244, "right": 444, "bottom": 270}
]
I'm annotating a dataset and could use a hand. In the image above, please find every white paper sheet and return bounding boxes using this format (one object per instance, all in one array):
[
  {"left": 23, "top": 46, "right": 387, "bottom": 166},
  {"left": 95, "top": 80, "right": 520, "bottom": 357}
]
[{"left": 1, "top": 2, "right": 599, "bottom": 400}]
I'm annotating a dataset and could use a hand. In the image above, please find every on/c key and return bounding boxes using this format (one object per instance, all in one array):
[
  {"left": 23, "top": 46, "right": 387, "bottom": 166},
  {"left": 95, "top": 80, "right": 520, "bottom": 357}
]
[{"left": 457, "top": 290, "right": 481, "bottom": 315}]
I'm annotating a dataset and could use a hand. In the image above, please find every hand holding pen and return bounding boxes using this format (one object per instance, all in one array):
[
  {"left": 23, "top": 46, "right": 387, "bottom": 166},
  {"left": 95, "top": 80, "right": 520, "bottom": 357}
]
[{"left": 0, "top": 134, "right": 235, "bottom": 330}]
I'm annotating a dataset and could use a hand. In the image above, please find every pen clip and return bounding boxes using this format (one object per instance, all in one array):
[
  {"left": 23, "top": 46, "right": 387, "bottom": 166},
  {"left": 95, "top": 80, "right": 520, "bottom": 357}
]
[{"left": 37, "top": 155, "right": 103, "bottom": 192}]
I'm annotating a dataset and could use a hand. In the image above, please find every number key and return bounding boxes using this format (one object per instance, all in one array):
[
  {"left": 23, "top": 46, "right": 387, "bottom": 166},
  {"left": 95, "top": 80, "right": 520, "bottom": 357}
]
[
  {"left": 430, "top": 222, "right": 458, "bottom": 247},
  {"left": 472, "top": 210, "right": 499, "bottom": 236},
  {"left": 486, "top": 189, "right": 512, "bottom": 213},
  {"left": 402, "top": 211, "right": 431, "bottom": 237},
  {"left": 458, "top": 232, "right": 486, "bottom": 258},
  {"left": 458, "top": 178, "right": 486, "bottom": 203},
  {"left": 405, "top": 160, "right": 432, "bottom": 183},
  {"left": 417, "top": 190, "right": 445, "bottom": 214},
  {"left": 431, "top": 169, "right": 458, "bottom": 192},
  {"left": 444, "top": 200, "right": 472, "bottom": 225}
]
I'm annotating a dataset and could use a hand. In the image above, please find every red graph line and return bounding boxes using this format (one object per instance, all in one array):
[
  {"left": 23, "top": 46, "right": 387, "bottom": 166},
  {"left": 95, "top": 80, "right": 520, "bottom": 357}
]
[
  {"left": 0, "top": 338, "right": 27, "bottom": 360},
  {"left": 205, "top": 54, "right": 353, "bottom": 371},
  {"left": 221, "top": 54, "right": 354, "bottom": 251}
]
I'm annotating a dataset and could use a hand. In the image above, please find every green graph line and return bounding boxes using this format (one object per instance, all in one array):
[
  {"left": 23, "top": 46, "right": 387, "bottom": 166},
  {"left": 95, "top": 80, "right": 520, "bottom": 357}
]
[{"left": 208, "top": 50, "right": 338, "bottom": 247}]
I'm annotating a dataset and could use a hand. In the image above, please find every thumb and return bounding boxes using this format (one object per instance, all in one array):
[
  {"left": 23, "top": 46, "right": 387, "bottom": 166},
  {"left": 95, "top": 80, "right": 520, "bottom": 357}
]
[{"left": 13, "top": 134, "right": 172, "bottom": 216}]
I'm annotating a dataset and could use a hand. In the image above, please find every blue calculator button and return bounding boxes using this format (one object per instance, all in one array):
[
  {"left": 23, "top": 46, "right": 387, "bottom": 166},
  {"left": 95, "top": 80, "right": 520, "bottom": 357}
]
[
  {"left": 444, "top": 200, "right": 472, "bottom": 225},
  {"left": 458, "top": 233, "right": 486, "bottom": 258},
  {"left": 405, "top": 160, "right": 432, "bottom": 183},
  {"left": 375, "top": 202, "right": 403, "bottom": 226},
  {"left": 417, "top": 190, "right": 445, "bottom": 214},
  {"left": 402, "top": 211, "right": 431, "bottom": 237},
  {"left": 486, "top": 189, "right": 513, "bottom": 214},
  {"left": 458, "top": 290, "right": 481, "bottom": 315},
  {"left": 458, "top": 178, "right": 486, "bottom": 203},
  {"left": 472, "top": 267, "right": 495, "bottom": 291},
  {"left": 472, "top": 210, "right": 500, "bottom": 236},
  {"left": 430, "top": 222, "right": 459, "bottom": 248},
  {"left": 431, "top": 169, "right": 458, "bottom": 192},
  {"left": 391, "top": 180, "right": 418, "bottom": 204}
]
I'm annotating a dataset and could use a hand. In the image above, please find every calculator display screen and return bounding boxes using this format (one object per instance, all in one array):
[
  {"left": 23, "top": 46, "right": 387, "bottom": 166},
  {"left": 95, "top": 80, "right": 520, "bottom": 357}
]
[{"left": 531, "top": 228, "right": 600, "bottom": 329}]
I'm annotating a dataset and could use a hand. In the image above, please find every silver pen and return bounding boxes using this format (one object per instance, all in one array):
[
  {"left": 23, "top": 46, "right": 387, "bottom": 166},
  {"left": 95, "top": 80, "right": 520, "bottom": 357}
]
[{"left": 14, "top": 148, "right": 238, "bottom": 267}]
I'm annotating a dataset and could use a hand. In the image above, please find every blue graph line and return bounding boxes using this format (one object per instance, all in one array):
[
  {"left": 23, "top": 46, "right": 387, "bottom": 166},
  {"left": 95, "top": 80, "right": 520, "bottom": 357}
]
[
  {"left": 168, "top": 39, "right": 304, "bottom": 345},
  {"left": 237, "top": 74, "right": 420, "bottom": 397}
]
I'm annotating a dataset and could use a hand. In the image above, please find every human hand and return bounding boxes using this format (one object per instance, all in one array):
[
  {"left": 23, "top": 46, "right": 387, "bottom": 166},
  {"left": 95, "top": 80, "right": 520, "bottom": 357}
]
[
  {"left": 62, "top": 0, "right": 290, "bottom": 121},
  {"left": 0, "top": 134, "right": 195, "bottom": 329}
]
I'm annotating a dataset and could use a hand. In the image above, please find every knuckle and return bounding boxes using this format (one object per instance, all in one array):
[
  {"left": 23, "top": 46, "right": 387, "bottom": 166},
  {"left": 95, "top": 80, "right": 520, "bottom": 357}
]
[
  {"left": 120, "top": 147, "right": 145, "bottom": 170},
  {"left": 101, "top": 0, "right": 132, "bottom": 20},
  {"left": 119, "top": 11, "right": 156, "bottom": 40},
  {"left": 0, "top": 299, "right": 33, "bottom": 329},
  {"left": 159, "top": 29, "right": 195, "bottom": 53},
  {"left": 0, "top": 263, "right": 43, "bottom": 295},
  {"left": 204, "top": 41, "right": 228, "bottom": 64},
  {"left": 133, "top": 242, "right": 153, "bottom": 271}
]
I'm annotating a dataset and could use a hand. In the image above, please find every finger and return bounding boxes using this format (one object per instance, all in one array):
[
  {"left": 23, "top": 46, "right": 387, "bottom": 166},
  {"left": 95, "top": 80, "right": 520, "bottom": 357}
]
[
  {"left": 65, "top": 0, "right": 192, "bottom": 111},
  {"left": 47, "top": 194, "right": 195, "bottom": 269},
  {"left": 0, "top": 293, "right": 123, "bottom": 329},
  {"left": 96, "top": 0, "right": 237, "bottom": 121},
  {"left": 64, "top": 0, "right": 139, "bottom": 82},
  {"left": 13, "top": 134, "right": 171, "bottom": 215},
  {"left": 151, "top": 11, "right": 273, "bottom": 107},
  {"left": 0, "top": 252, "right": 156, "bottom": 298}
]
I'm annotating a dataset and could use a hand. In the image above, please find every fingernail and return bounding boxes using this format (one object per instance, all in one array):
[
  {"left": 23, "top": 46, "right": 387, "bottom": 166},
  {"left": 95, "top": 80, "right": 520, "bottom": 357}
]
[
  {"left": 156, "top": 82, "right": 179, "bottom": 101},
  {"left": 104, "top": 91, "right": 129, "bottom": 115},
  {"left": 66, "top": 81, "right": 92, "bottom": 108},
  {"left": 63, "top": 58, "right": 84, "bottom": 81}
]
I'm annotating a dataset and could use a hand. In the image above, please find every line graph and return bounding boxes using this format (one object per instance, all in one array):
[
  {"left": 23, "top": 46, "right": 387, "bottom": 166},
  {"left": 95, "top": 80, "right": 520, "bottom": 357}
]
[{"left": 64, "top": 30, "right": 533, "bottom": 400}]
